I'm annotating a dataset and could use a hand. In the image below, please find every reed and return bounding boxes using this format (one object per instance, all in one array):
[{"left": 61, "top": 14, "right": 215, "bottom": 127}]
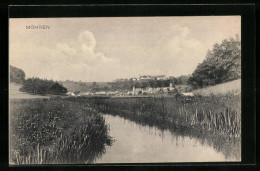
[{"left": 90, "top": 93, "right": 241, "bottom": 138}]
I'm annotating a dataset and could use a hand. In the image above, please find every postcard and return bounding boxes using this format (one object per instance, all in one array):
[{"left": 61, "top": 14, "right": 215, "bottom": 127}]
[{"left": 9, "top": 16, "right": 241, "bottom": 164}]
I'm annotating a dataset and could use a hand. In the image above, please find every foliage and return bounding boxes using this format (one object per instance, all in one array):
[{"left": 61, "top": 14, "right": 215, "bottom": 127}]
[
  {"left": 188, "top": 35, "right": 241, "bottom": 89},
  {"left": 107, "top": 77, "right": 189, "bottom": 92},
  {"left": 20, "top": 78, "right": 67, "bottom": 95},
  {"left": 10, "top": 65, "right": 25, "bottom": 84}
]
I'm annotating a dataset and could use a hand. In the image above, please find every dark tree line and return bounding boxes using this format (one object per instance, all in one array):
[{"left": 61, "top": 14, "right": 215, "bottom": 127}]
[
  {"left": 20, "top": 78, "right": 67, "bottom": 95},
  {"left": 10, "top": 65, "right": 25, "bottom": 84},
  {"left": 188, "top": 35, "right": 241, "bottom": 89},
  {"left": 10, "top": 65, "right": 68, "bottom": 95}
]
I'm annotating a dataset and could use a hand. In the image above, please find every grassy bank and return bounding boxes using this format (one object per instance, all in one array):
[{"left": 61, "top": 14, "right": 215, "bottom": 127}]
[
  {"left": 9, "top": 98, "right": 113, "bottom": 164},
  {"left": 192, "top": 79, "right": 241, "bottom": 96},
  {"left": 93, "top": 94, "right": 241, "bottom": 138}
]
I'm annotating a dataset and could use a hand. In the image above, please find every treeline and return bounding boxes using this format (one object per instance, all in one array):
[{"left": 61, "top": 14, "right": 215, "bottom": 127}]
[
  {"left": 20, "top": 78, "right": 67, "bottom": 95},
  {"left": 61, "top": 75, "right": 189, "bottom": 93},
  {"left": 103, "top": 76, "right": 189, "bottom": 92},
  {"left": 10, "top": 65, "right": 25, "bottom": 84},
  {"left": 188, "top": 35, "right": 241, "bottom": 89}
]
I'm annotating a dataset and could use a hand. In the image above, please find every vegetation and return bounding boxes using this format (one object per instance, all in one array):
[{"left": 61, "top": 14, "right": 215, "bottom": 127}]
[
  {"left": 9, "top": 98, "right": 113, "bottom": 164},
  {"left": 20, "top": 78, "right": 67, "bottom": 95},
  {"left": 61, "top": 93, "right": 241, "bottom": 159},
  {"left": 61, "top": 75, "right": 190, "bottom": 93},
  {"left": 10, "top": 65, "right": 25, "bottom": 84},
  {"left": 89, "top": 94, "right": 241, "bottom": 139},
  {"left": 188, "top": 35, "right": 241, "bottom": 89},
  {"left": 107, "top": 77, "right": 189, "bottom": 92}
]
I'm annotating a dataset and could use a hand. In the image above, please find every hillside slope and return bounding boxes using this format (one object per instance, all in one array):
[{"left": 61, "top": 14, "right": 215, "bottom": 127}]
[
  {"left": 192, "top": 79, "right": 241, "bottom": 96},
  {"left": 9, "top": 83, "right": 49, "bottom": 99}
]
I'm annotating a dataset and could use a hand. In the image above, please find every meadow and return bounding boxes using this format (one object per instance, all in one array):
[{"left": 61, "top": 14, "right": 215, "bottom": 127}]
[{"left": 9, "top": 97, "right": 113, "bottom": 164}]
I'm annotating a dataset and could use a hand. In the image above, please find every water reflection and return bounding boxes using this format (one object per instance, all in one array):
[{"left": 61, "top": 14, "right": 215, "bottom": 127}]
[{"left": 95, "top": 114, "right": 240, "bottom": 163}]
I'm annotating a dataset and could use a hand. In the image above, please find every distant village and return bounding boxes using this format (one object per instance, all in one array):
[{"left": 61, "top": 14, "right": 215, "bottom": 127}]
[
  {"left": 113, "top": 75, "right": 168, "bottom": 82},
  {"left": 66, "top": 75, "right": 184, "bottom": 97}
]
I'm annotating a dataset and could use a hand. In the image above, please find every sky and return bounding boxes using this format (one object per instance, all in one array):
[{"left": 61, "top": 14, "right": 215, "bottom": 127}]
[{"left": 9, "top": 16, "right": 241, "bottom": 82}]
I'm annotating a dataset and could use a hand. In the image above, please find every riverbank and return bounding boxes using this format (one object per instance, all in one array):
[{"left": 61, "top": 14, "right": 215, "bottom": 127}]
[
  {"left": 87, "top": 93, "right": 241, "bottom": 160},
  {"left": 92, "top": 94, "right": 241, "bottom": 137},
  {"left": 9, "top": 98, "right": 113, "bottom": 164}
]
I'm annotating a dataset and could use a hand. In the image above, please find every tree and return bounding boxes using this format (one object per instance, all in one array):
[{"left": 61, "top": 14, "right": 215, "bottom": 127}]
[
  {"left": 10, "top": 65, "right": 25, "bottom": 84},
  {"left": 20, "top": 78, "right": 67, "bottom": 95},
  {"left": 48, "top": 82, "right": 67, "bottom": 94},
  {"left": 188, "top": 35, "right": 241, "bottom": 89},
  {"left": 169, "top": 77, "right": 178, "bottom": 85}
]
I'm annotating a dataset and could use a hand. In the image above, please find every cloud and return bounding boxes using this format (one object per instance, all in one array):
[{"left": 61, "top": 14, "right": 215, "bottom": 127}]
[
  {"left": 166, "top": 25, "right": 206, "bottom": 60},
  {"left": 142, "top": 25, "right": 208, "bottom": 77},
  {"left": 56, "top": 43, "right": 77, "bottom": 56},
  {"left": 79, "top": 31, "right": 96, "bottom": 49},
  {"left": 55, "top": 30, "right": 118, "bottom": 66}
]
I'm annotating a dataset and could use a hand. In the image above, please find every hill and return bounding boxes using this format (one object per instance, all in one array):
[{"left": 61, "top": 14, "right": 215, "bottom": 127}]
[
  {"left": 192, "top": 79, "right": 241, "bottom": 96},
  {"left": 61, "top": 80, "right": 110, "bottom": 92}
]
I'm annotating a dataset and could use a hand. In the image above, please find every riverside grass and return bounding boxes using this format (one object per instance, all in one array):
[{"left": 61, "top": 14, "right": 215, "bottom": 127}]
[
  {"left": 89, "top": 93, "right": 241, "bottom": 160},
  {"left": 91, "top": 93, "right": 241, "bottom": 139},
  {"left": 9, "top": 98, "right": 113, "bottom": 164}
]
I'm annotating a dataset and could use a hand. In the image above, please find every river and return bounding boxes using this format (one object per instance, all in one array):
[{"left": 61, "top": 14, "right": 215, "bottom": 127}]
[{"left": 94, "top": 114, "right": 239, "bottom": 163}]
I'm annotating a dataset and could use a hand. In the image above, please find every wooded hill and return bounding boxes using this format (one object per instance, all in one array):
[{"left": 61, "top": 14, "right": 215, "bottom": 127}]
[
  {"left": 188, "top": 35, "right": 241, "bottom": 89},
  {"left": 10, "top": 65, "right": 67, "bottom": 95}
]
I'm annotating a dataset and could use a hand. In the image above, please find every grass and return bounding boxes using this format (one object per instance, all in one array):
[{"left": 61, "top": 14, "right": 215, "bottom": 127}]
[
  {"left": 79, "top": 93, "right": 241, "bottom": 159},
  {"left": 90, "top": 94, "right": 241, "bottom": 138},
  {"left": 9, "top": 98, "right": 113, "bottom": 164},
  {"left": 192, "top": 79, "right": 241, "bottom": 96}
]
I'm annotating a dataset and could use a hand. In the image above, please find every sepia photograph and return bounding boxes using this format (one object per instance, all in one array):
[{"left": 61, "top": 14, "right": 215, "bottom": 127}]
[{"left": 9, "top": 16, "right": 241, "bottom": 164}]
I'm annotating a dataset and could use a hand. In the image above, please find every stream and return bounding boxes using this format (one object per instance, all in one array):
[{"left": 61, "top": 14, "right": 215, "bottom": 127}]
[{"left": 94, "top": 114, "right": 239, "bottom": 163}]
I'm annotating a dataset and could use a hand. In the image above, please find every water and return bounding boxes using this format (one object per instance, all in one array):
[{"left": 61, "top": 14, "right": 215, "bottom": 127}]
[{"left": 95, "top": 114, "right": 239, "bottom": 163}]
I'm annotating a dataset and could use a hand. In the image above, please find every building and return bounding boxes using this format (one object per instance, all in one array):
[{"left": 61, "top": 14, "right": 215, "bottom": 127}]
[
  {"left": 155, "top": 75, "right": 167, "bottom": 80},
  {"left": 138, "top": 75, "right": 152, "bottom": 81},
  {"left": 132, "top": 85, "right": 144, "bottom": 95}
]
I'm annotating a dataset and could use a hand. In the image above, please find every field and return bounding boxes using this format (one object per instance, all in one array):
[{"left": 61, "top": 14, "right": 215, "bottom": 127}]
[{"left": 9, "top": 98, "right": 113, "bottom": 164}]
